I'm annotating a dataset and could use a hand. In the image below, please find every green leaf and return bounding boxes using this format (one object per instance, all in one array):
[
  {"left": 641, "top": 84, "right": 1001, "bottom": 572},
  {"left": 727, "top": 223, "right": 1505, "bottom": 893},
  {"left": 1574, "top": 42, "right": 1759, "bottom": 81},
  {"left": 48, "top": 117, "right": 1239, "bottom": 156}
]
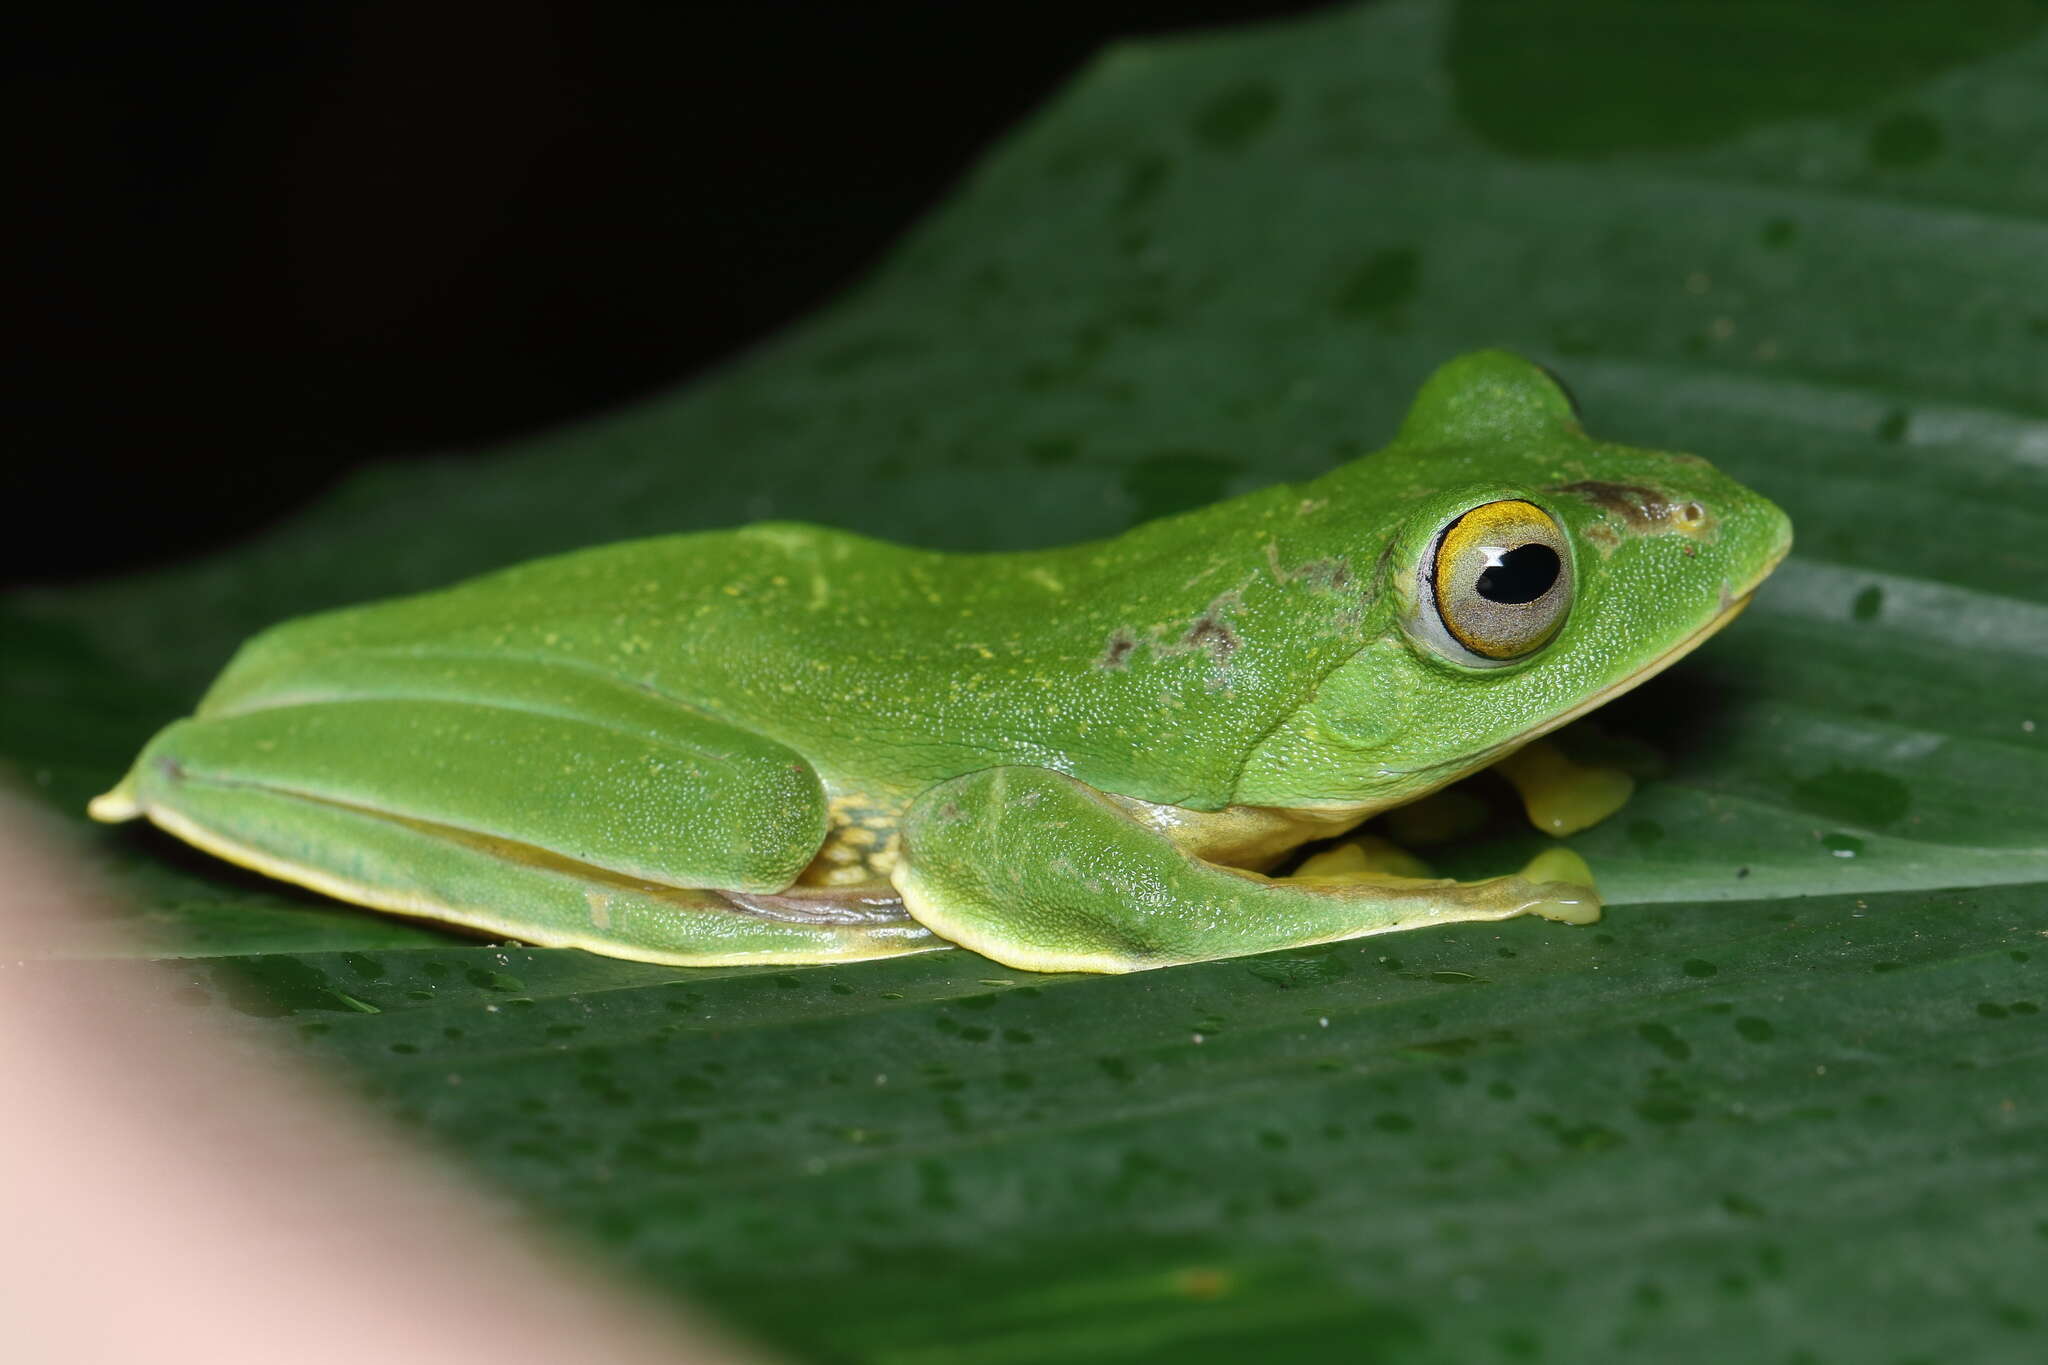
[{"left": 10, "top": 1, "right": 2048, "bottom": 1360}]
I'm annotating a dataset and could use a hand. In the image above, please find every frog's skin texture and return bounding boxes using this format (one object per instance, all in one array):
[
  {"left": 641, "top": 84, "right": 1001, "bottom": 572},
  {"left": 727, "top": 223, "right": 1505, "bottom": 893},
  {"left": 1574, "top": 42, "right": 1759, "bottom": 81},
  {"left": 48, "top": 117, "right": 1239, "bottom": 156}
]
[{"left": 90, "top": 353, "right": 1792, "bottom": 973}]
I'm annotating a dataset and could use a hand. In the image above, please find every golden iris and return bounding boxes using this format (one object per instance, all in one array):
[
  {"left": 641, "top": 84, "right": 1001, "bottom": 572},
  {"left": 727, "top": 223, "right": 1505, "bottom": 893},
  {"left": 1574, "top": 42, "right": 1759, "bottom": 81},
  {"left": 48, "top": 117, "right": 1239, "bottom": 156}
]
[{"left": 1430, "top": 500, "right": 1572, "bottom": 661}]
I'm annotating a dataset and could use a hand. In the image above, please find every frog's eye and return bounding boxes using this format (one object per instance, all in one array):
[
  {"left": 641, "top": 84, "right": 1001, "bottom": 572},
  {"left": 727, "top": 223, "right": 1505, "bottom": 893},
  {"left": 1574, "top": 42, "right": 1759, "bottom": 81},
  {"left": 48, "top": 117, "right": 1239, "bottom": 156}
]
[{"left": 1418, "top": 499, "right": 1573, "bottom": 665}]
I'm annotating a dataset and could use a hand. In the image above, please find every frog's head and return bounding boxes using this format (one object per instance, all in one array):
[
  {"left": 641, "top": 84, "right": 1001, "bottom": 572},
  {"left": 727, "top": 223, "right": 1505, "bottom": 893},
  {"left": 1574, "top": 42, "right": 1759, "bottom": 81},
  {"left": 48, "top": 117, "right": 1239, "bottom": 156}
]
[{"left": 1244, "top": 350, "right": 1792, "bottom": 812}]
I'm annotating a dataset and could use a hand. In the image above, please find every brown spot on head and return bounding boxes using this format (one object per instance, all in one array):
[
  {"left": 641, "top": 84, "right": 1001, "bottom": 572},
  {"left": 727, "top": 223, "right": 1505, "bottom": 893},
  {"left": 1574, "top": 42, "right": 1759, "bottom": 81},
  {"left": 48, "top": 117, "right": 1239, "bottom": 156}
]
[
  {"left": 1126, "top": 590, "right": 1249, "bottom": 689},
  {"left": 1181, "top": 604, "right": 1241, "bottom": 670},
  {"left": 1551, "top": 480, "right": 1718, "bottom": 541},
  {"left": 1096, "top": 628, "right": 1138, "bottom": 671},
  {"left": 1552, "top": 480, "right": 1669, "bottom": 528}
]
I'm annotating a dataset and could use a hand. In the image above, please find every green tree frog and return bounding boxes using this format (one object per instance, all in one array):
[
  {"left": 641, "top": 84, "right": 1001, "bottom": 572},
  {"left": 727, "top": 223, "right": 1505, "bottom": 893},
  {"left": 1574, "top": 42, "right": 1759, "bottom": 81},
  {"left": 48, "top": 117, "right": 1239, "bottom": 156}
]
[{"left": 91, "top": 352, "right": 1791, "bottom": 973}]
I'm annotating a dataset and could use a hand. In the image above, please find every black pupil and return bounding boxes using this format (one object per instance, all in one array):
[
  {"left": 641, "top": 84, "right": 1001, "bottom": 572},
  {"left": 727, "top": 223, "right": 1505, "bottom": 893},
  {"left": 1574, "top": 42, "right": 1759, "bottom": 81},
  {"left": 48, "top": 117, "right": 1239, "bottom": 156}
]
[{"left": 1475, "top": 543, "right": 1560, "bottom": 604}]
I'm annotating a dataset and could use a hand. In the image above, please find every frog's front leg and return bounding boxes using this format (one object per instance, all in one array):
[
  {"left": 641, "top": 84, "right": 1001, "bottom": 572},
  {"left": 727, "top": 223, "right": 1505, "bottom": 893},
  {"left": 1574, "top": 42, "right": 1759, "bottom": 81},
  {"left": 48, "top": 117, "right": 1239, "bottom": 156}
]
[
  {"left": 894, "top": 767, "right": 1598, "bottom": 974},
  {"left": 1494, "top": 737, "right": 1636, "bottom": 836}
]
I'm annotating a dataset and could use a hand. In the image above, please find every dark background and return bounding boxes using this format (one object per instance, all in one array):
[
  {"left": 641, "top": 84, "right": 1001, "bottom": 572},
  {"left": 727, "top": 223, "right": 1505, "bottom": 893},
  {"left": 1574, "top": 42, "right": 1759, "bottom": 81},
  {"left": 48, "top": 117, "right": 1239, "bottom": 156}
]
[{"left": 11, "top": 1, "right": 1325, "bottom": 587}]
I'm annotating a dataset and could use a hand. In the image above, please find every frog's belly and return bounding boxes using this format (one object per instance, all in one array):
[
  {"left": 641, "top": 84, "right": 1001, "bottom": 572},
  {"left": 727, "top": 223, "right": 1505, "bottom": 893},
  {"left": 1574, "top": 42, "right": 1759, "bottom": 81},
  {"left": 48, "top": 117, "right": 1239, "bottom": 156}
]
[{"left": 798, "top": 790, "right": 908, "bottom": 886}]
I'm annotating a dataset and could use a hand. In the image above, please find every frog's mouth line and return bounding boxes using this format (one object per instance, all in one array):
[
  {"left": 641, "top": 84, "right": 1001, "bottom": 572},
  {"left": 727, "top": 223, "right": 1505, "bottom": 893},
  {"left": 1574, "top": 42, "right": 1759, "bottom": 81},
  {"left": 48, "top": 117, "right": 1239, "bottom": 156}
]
[
  {"left": 1473, "top": 508, "right": 1790, "bottom": 757},
  {"left": 1382, "top": 568, "right": 1772, "bottom": 801},
  {"left": 1503, "top": 587, "right": 1754, "bottom": 757}
]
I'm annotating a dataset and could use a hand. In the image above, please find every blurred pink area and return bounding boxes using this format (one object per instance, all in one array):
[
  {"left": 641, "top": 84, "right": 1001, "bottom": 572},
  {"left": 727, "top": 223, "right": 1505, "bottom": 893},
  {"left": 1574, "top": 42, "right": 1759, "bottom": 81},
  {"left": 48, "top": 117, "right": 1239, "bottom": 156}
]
[{"left": 0, "top": 793, "right": 766, "bottom": 1365}]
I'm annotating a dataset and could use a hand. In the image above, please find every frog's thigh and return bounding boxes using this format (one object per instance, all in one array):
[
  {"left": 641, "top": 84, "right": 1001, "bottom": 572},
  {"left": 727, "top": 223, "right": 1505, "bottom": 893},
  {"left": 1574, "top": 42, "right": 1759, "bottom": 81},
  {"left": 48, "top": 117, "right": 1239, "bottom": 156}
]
[
  {"left": 895, "top": 766, "right": 1598, "bottom": 974},
  {"left": 116, "top": 700, "right": 935, "bottom": 965}
]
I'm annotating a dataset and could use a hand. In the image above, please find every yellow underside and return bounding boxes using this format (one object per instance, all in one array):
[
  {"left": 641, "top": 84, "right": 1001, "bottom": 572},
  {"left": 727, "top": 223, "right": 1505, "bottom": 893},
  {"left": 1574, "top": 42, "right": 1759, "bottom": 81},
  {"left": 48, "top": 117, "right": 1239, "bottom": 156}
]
[{"left": 134, "top": 801, "right": 943, "bottom": 968}]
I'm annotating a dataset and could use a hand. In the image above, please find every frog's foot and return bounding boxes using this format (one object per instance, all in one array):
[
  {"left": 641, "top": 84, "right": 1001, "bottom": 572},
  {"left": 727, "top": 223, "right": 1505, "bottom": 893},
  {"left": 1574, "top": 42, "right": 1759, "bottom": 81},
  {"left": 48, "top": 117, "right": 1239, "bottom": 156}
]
[
  {"left": 895, "top": 766, "right": 1600, "bottom": 974},
  {"left": 94, "top": 701, "right": 942, "bottom": 966},
  {"left": 1493, "top": 737, "right": 1634, "bottom": 836},
  {"left": 1291, "top": 836, "right": 1601, "bottom": 905},
  {"left": 1290, "top": 835, "right": 1435, "bottom": 884}
]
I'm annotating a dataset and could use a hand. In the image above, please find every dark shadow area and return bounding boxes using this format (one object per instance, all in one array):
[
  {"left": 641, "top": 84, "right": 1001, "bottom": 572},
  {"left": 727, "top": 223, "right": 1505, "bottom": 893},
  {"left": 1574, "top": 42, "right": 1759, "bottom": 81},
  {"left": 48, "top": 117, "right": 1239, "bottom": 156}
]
[{"left": 11, "top": 1, "right": 1332, "bottom": 585}]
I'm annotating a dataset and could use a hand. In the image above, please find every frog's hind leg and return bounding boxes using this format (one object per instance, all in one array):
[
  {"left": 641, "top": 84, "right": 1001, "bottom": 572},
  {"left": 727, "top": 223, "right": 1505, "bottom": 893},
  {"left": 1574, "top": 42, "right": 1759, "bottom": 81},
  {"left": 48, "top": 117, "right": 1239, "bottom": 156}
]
[
  {"left": 93, "top": 690, "right": 940, "bottom": 965},
  {"left": 895, "top": 766, "right": 1597, "bottom": 974}
]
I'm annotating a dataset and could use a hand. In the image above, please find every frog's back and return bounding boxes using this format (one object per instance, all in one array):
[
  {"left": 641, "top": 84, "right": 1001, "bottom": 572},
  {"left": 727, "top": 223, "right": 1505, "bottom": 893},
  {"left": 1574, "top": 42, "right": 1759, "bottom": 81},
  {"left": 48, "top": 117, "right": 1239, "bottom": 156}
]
[
  {"left": 201, "top": 521, "right": 952, "bottom": 722},
  {"left": 203, "top": 505, "right": 1378, "bottom": 807}
]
